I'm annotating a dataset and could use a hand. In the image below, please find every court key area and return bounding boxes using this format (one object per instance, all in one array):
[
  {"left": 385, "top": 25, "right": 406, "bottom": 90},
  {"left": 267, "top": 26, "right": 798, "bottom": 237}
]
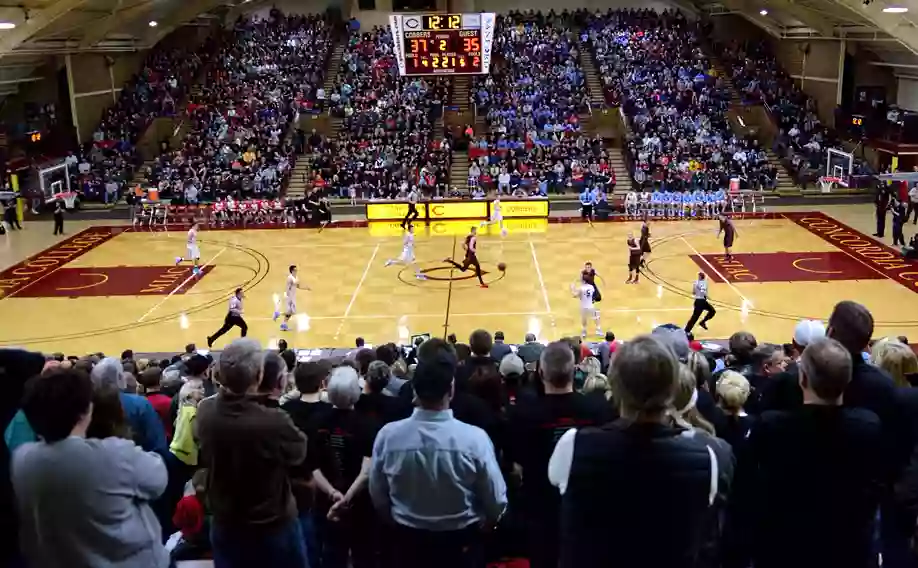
[{"left": 0, "top": 208, "right": 916, "bottom": 355}]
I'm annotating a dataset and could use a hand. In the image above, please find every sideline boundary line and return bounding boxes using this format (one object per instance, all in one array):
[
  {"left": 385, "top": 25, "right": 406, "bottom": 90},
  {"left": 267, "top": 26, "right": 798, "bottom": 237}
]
[{"left": 137, "top": 247, "right": 227, "bottom": 322}]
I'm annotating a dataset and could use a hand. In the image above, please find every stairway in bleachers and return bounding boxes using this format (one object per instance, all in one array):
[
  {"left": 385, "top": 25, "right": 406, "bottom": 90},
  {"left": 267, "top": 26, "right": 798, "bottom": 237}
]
[
  {"left": 580, "top": 42, "right": 606, "bottom": 111},
  {"left": 287, "top": 39, "right": 346, "bottom": 199},
  {"left": 325, "top": 42, "right": 346, "bottom": 137},
  {"left": 710, "top": 58, "right": 802, "bottom": 193},
  {"left": 579, "top": 39, "right": 634, "bottom": 193},
  {"left": 448, "top": 76, "right": 472, "bottom": 194},
  {"left": 452, "top": 75, "right": 471, "bottom": 112}
]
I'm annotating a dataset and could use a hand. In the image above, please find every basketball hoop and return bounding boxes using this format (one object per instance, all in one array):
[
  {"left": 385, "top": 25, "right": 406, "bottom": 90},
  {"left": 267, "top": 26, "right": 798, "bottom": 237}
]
[
  {"left": 818, "top": 176, "right": 841, "bottom": 193},
  {"left": 51, "top": 191, "right": 78, "bottom": 210}
]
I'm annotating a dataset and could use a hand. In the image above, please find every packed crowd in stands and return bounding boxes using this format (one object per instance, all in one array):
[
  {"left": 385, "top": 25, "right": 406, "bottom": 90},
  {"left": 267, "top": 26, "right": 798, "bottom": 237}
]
[
  {"left": 718, "top": 39, "right": 874, "bottom": 187},
  {"left": 4, "top": 300, "right": 918, "bottom": 568},
  {"left": 308, "top": 26, "right": 453, "bottom": 200},
  {"left": 144, "top": 12, "right": 331, "bottom": 203},
  {"left": 586, "top": 9, "right": 779, "bottom": 192},
  {"left": 468, "top": 12, "right": 616, "bottom": 196},
  {"left": 71, "top": 42, "right": 212, "bottom": 203}
]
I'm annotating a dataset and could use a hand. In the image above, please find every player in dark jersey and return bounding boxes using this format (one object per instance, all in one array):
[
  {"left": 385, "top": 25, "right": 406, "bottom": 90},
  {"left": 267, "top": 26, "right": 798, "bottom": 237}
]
[
  {"left": 582, "top": 261, "right": 602, "bottom": 303},
  {"left": 639, "top": 215, "right": 652, "bottom": 267},
  {"left": 444, "top": 226, "right": 487, "bottom": 288},
  {"left": 718, "top": 214, "right": 737, "bottom": 260},
  {"left": 626, "top": 232, "right": 642, "bottom": 284}
]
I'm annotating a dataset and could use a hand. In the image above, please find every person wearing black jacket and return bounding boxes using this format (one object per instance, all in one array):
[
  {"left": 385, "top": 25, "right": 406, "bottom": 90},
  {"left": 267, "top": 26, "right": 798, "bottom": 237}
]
[
  {"left": 281, "top": 360, "right": 333, "bottom": 568},
  {"left": 876, "top": 185, "right": 891, "bottom": 238},
  {"left": 355, "top": 360, "right": 411, "bottom": 425},
  {"left": 52, "top": 199, "right": 64, "bottom": 235},
  {"left": 893, "top": 198, "right": 908, "bottom": 247},
  {"left": 551, "top": 335, "right": 733, "bottom": 568},
  {"left": 0, "top": 349, "right": 46, "bottom": 565},
  {"left": 310, "top": 366, "right": 378, "bottom": 568},
  {"left": 506, "top": 341, "right": 614, "bottom": 568},
  {"left": 454, "top": 329, "right": 501, "bottom": 391},
  {"left": 727, "top": 338, "right": 883, "bottom": 568}
]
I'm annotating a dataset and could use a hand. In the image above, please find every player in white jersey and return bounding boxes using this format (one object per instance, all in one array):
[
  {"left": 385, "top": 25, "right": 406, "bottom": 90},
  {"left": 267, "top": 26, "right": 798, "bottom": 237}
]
[
  {"left": 480, "top": 196, "right": 508, "bottom": 236},
  {"left": 384, "top": 225, "right": 425, "bottom": 279},
  {"left": 175, "top": 222, "right": 201, "bottom": 275},
  {"left": 571, "top": 270, "right": 602, "bottom": 338},
  {"left": 273, "top": 264, "right": 311, "bottom": 331}
]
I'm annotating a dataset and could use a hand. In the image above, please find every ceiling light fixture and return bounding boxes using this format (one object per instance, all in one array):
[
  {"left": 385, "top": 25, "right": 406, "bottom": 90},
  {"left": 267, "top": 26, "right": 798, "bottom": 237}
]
[
  {"left": 148, "top": 20, "right": 158, "bottom": 27},
  {"left": 0, "top": 22, "right": 16, "bottom": 29},
  {"left": 883, "top": 6, "right": 908, "bottom": 12},
  {"left": 760, "top": 9, "right": 768, "bottom": 15}
]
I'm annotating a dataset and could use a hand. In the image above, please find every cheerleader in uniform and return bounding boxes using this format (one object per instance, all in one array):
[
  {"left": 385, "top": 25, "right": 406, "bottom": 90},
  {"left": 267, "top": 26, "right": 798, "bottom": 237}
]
[
  {"left": 626, "top": 232, "right": 642, "bottom": 284},
  {"left": 639, "top": 216, "right": 652, "bottom": 267}
]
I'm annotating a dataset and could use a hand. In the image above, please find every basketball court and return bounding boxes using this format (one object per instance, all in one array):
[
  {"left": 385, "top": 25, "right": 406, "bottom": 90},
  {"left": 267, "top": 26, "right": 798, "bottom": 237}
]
[{"left": 0, "top": 204, "right": 915, "bottom": 354}]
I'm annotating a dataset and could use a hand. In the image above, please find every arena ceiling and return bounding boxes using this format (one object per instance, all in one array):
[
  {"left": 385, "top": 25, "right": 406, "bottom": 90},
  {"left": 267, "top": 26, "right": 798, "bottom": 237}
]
[
  {"left": 0, "top": 0, "right": 913, "bottom": 99},
  {"left": 694, "top": 0, "right": 918, "bottom": 71},
  {"left": 0, "top": 0, "right": 250, "bottom": 99}
]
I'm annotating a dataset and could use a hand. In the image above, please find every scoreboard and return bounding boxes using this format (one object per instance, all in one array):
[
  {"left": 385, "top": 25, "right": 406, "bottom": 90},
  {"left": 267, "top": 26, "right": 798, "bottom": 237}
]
[{"left": 390, "top": 13, "right": 495, "bottom": 76}]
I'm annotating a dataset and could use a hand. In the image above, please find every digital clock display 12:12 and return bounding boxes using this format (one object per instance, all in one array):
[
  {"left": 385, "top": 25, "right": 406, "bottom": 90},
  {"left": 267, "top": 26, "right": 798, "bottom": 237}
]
[{"left": 402, "top": 29, "right": 483, "bottom": 75}]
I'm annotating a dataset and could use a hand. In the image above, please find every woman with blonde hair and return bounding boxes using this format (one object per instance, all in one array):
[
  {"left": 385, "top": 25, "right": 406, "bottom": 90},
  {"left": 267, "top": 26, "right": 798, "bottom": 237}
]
[
  {"left": 672, "top": 364, "right": 716, "bottom": 435},
  {"left": 872, "top": 338, "right": 918, "bottom": 387},
  {"left": 715, "top": 370, "right": 755, "bottom": 453}
]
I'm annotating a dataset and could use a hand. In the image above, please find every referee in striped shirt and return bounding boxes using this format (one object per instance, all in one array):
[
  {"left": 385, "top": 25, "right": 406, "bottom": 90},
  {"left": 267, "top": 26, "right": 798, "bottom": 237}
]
[
  {"left": 685, "top": 272, "right": 716, "bottom": 333},
  {"left": 207, "top": 288, "right": 248, "bottom": 347}
]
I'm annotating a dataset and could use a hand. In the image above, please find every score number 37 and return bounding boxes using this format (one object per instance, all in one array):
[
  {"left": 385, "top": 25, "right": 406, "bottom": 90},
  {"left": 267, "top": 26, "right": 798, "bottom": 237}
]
[{"left": 409, "top": 37, "right": 481, "bottom": 54}]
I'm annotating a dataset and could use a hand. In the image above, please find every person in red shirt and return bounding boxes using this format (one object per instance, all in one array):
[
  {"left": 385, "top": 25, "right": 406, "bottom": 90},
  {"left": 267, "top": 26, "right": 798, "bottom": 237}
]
[{"left": 137, "top": 367, "right": 174, "bottom": 440}]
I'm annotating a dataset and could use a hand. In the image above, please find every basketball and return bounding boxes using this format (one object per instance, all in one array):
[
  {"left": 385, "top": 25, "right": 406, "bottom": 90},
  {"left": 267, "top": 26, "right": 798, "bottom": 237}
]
[{"left": 498, "top": 262, "right": 507, "bottom": 272}]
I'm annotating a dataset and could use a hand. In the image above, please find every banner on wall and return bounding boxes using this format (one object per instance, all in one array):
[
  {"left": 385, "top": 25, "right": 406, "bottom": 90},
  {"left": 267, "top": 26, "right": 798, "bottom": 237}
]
[
  {"left": 500, "top": 199, "right": 549, "bottom": 218},
  {"left": 428, "top": 201, "right": 489, "bottom": 220},
  {"left": 366, "top": 202, "right": 412, "bottom": 221},
  {"left": 365, "top": 199, "right": 550, "bottom": 222}
]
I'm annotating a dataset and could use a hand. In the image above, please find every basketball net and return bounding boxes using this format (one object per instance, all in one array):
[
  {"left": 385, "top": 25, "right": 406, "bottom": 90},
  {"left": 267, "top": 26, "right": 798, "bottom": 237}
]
[
  {"left": 818, "top": 176, "right": 839, "bottom": 194},
  {"left": 53, "top": 191, "right": 77, "bottom": 209}
]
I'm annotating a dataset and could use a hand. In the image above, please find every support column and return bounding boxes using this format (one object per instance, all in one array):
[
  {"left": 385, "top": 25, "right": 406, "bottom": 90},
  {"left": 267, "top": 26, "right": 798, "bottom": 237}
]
[
  {"left": 65, "top": 54, "right": 81, "bottom": 146},
  {"left": 109, "top": 63, "right": 117, "bottom": 105},
  {"left": 836, "top": 38, "right": 846, "bottom": 106}
]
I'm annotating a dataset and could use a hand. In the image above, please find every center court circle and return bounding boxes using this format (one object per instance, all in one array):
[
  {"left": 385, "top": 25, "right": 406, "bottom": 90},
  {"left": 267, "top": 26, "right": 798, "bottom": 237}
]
[{"left": 397, "top": 260, "right": 507, "bottom": 288}]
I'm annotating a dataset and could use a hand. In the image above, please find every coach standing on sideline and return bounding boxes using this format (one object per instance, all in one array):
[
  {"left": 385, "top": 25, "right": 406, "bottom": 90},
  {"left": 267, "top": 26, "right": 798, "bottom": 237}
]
[
  {"left": 685, "top": 272, "right": 716, "bottom": 333},
  {"left": 369, "top": 349, "right": 507, "bottom": 568},
  {"left": 207, "top": 288, "right": 247, "bottom": 348}
]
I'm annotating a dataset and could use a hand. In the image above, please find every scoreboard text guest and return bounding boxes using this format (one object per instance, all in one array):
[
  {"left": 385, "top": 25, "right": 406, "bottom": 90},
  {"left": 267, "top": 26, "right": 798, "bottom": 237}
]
[{"left": 390, "top": 13, "right": 496, "bottom": 77}]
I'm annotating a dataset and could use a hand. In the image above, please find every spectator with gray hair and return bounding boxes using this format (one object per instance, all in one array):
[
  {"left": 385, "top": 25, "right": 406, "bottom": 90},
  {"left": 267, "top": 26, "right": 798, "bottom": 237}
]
[
  {"left": 728, "top": 337, "right": 883, "bottom": 568},
  {"left": 194, "top": 338, "right": 308, "bottom": 568},
  {"left": 516, "top": 333, "right": 545, "bottom": 365},
  {"left": 310, "top": 365, "right": 379, "bottom": 568},
  {"left": 91, "top": 357, "right": 167, "bottom": 454},
  {"left": 550, "top": 334, "right": 732, "bottom": 568},
  {"left": 508, "top": 341, "right": 613, "bottom": 568},
  {"left": 356, "top": 360, "right": 411, "bottom": 426}
]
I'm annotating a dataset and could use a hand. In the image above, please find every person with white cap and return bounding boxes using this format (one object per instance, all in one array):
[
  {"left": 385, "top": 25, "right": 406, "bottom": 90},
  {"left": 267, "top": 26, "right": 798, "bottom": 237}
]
[{"left": 789, "top": 319, "right": 827, "bottom": 374}]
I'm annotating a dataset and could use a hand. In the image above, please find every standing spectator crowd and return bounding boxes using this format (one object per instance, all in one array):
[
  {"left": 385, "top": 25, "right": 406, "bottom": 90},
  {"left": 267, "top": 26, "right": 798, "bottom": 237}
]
[{"left": 5, "top": 300, "right": 918, "bottom": 568}]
